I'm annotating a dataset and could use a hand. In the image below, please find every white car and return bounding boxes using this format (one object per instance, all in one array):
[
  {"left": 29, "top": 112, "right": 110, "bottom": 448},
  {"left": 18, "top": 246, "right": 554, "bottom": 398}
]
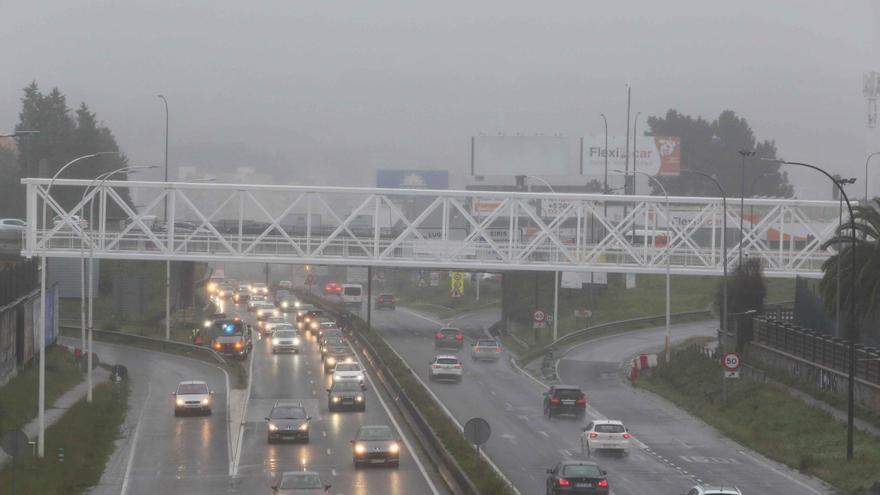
[
  {"left": 332, "top": 362, "right": 366, "bottom": 387},
  {"left": 684, "top": 486, "right": 743, "bottom": 495},
  {"left": 271, "top": 329, "right": 301, "bottom": 354},
  {"left": 470, "top": 339, "right": 502, "bottom": 362},
  {"left": 251, "top": 282, "right": 269, "bottom": 295},
  {"left": 173, "top": 380, "right": 213, "bottom": 416},
  {"left": 253, "top": 301, "right": 277, "bottom": 317},
  {"left": 265, "top": 321, "right": 295, "bottom": 336},
  {"left": 428, "top": 355, "right": 463, "bottom": 382},
  {"left": 580, "top": 419, "right": 631, "bottom": 455},
  {"left": 0, "top": 218, "right": 26, "bottom": 231}
]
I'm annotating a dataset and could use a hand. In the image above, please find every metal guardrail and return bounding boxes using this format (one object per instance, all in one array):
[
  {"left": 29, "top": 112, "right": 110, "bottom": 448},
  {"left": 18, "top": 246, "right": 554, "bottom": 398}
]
[
  {"left": 301, "top": 294, "right": 483, "bottom": 495},
  {"left": 59, "top": 324, "right": 226, "bottom": 365}
]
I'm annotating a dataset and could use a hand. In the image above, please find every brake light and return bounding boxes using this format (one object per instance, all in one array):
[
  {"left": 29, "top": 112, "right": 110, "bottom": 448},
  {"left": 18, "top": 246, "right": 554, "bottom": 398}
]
[
  {"left": 454, "top": 334, "right": 463, "bottom": 341},
  {"left": 590, "top": 432, "right": 598, "bottom": 438},
  {"left": 597, "top": 480, "right": 609, "bottom": 488},
  {"left": 435, "top": 332, "right": 444, "bottom": 339},
  {"left": 495, "top": 347, "right": 502, "bottom": 353},
  {"left": 622, "top": 433, "right": 631, "bottom": 439},
  {"left": 575, "top": 398, "right": 586, "bottom": 405},
  {"left": 549, "top": 397, "right": 560, "bottom": 404},
  {"left": 452, "top": 364, "right": 462, "bottom": 368},
  {"left": 558, "top": 479, "right": 570, "bottom": 487},
  {"left": 432, "top": 364, "right": 441, "bottom": 369},
  {"left": 474, "top": 348, "right": 480, "bottom": 352}
]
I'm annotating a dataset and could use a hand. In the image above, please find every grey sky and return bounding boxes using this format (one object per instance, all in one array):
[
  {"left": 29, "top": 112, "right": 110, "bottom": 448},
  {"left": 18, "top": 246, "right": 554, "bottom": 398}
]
[{"left": 2, "top": 1, "right": 877, "bottom": 198}]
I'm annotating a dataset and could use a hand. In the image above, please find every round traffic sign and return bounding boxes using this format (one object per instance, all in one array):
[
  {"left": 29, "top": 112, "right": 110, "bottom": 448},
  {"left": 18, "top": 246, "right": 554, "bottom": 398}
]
[
  {"left": 532, "top": 308, "right": 546, "bottom": 323},
  {"left": 722, "top": 352, "right": 742, "bottom": 371},
  {"left": 463, "top": 417, "right": 491, "bottom": 446}
]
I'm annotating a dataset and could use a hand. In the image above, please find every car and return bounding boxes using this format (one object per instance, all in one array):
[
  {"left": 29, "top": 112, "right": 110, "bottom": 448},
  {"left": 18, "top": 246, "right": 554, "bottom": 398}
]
[
  {"left": 323, "top": 346, "right": 356, "bottom": 371},
  {"left": 471, "top": 338, "right": 502, "bottom": 362},
  {"left": 260, "top": 315, "right": 287, "bottom": 334},
  {"left": 271, "top": 470, "right": 330, "bottom": 494},
  {"left": 683, "top": 486, "right": 743, "bottom": 495},
  {"left": 323, "top": 281, "right": 342, "bottom": 295},
  {"left": 351, "top": 425, "right": 399, "bottom": 467},
  {"left": 295, "top": 303, "right": 315, "bottom": 318},
  {"left": 428, "top": 355, "right": 463, "bottom": 382},
  {"left": 543, "top": 385, "right": 587, "bottom": 419},
  {"left": 276, "top": 294, "right": 298, "bottom": 312},
  {"left": 331, "top": 361, "right": 366, "bottom": 387},
  {"left": 272, "top": 329, "right": 301, "bottom": 354},
  {"left": 545, "top": 461, "right": 609, "bottom": 495},
  {"left": 266, "top": 401, "right": 311, "bottom": 443},
  {"left": 320, "top": 336, "right": 345, "bottom": 360},
  {"left": 298, "top": 309, "right": 325, "bottom": 331},
  {"left": 216, "top": 282, "right": 236, "bottom": 298},
  {"left": 173, "top": 380, "right": 213, "bottom": 416},
  {"left": 580, "top": 420, "right": 631, "bottom": 456},
  {"left": 0, "top": 218, "right": 26, "bottom": 231},
  {"left": 254, "top": 301, "right": 279, "bottom": 320},
  {"left": 340, "top": 284, "right": 363, "bottom": 304},
  {"left": 434, "top": 328, "right": 464, "bottom": 351},
  {"left": 317, "top": 325, "right": 342, "bottom": 344},
  {"left": 251, "top": 282, "right": 269, "bottom": 295},
  {"left": 233, "top": 284, "right": 251, "bottom": 303},
  {"left": 209, "top": 319, "right": 252, "bottom": 359},
  {"left": 327, "top": 380, "right": 366, "bottom": 412},
  {"left": 278, "top": 280, "right": 293, "bottom": 289},
  {"left": 374, "top": 293, "right": 396, "bottom": 310}
]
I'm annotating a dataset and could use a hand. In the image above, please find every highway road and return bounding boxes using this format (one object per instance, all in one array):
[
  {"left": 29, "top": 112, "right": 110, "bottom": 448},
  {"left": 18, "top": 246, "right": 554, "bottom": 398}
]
[
  {"left": 372, "top": 306, "right": 835, "bottom": 495},
  {"left": 59, "top": 336, "right": 230, "bottom": 495},
  {"left": 229, "top": 303, "right": 442, "bottom": 495}
]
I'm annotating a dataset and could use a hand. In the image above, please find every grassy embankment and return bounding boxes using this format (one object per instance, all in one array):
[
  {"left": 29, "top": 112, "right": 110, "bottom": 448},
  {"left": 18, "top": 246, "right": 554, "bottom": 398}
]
[{"left": 636, "top": 342, "right": 880, "bottom": 495}]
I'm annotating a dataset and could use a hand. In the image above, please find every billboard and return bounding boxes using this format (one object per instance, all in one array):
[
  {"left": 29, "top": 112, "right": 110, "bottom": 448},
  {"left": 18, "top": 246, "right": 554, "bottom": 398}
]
[
  {"left": 471, "top": 136, "right": 570, "bottom": 176},
  {"left": 582, "top": 135, "right": 680, "bottom": 176},
  {"left": 376, "top": 169, "right": 449, "bottom": 189}
]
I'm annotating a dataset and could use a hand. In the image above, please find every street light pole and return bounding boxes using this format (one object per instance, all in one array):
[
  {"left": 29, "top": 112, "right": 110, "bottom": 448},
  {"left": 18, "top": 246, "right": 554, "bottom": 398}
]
[
  {"left": 865, "top": 151, "right": 880, "bottom": 201},
  {"left": 681, "top": 170, "right": 728, "bottom": 347},
  {"left": 158, "top": 95, "right": 171, "bottom": 341},
  {"left": 763, "top": 158, "right": 858, "bottom": 460},
  {"left": 599, "top": 114, "right": 609, "bottom": 195},
  {"left": 632, "top": 112, "right": 641, "bottom": 196},
  {"left": 738, "top": 150, "right": 756, "bottom": 266}
]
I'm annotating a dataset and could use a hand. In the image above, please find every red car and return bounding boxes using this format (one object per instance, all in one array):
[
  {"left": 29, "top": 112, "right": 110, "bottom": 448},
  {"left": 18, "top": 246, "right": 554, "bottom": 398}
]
[{"left": 324, "top": 282, "right": 342, "bottom": 295}]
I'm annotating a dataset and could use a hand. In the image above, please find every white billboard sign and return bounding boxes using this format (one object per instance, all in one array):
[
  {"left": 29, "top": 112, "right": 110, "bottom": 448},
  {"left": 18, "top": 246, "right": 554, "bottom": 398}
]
[
  {"left": 472, "top": 135, "right": 570, "bottom": 176},
  {"left": 561, "top": 271, "right": 608, "bottom": 288},
  {"left": 582, "top": 135, "right": 681, "bottom": 176}
]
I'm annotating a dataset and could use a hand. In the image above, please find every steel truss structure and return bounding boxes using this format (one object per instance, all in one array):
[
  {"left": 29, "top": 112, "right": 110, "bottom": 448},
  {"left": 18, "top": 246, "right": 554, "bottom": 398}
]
[{"left": 23, "top": 179, "right": 844, "bottom": 277}]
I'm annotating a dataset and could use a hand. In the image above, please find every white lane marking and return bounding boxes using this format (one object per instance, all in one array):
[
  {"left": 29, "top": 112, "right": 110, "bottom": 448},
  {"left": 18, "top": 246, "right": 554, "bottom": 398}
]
[
  {"left": 500, "top": 433, "right": 518, "bottom": 445},
  {"left": 538, "top": 431, "right": 550, "bottom": 438},
  {"left": 220, "top": 362, "right": 232, "bottom": 474},
  {"left": 326, "top": 448, "right": 332, "bottom": 456},
  {"left": 737, "top": 450, "right": 824, "bottom": 494},
  {"left": 120, "top": 381, "right": 151, "bottom": 495},
  {"left": 362, "top": 369, "right": 440, "bottom": 495},
  {"left": 559, "top": 449, "right": 573, "bottom": 458},
  {"left": 322, "top": 431, "right": 327, "bottom": 437},
  {"left": 331, "top": 468, "right": 337, "bottom": 477}
]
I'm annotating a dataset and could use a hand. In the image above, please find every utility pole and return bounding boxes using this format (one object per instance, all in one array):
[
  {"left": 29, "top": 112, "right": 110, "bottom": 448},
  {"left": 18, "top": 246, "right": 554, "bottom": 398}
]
[
  {"left": 738, "top": 149, "right": 756, "bottom": 266},
  {"left": 158, "top": 95, "right": 171, "bottom": 341}
]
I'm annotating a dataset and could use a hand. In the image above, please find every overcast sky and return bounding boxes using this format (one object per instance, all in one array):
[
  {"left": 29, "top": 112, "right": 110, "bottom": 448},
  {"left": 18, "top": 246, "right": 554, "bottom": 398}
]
[{"left": 2, "top": 1, "right": 878, "bottom": 199}]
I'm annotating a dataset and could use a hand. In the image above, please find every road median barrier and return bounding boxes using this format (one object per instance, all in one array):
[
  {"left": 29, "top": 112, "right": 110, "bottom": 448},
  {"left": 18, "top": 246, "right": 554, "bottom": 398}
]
[{"left": 296, "top": 291, "right": 515, "bottom": 495}]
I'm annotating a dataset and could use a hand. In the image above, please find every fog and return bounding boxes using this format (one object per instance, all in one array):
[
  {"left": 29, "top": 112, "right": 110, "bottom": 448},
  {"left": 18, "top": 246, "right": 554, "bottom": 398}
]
[{"left": 2, "top": 1, "right": 878, "bottom": 199}]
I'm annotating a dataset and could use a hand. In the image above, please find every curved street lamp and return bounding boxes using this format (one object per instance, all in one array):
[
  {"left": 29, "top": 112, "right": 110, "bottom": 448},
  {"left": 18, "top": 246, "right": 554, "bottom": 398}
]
[{"left": 865, "top": 151, "right": 880, "bottom": 201}]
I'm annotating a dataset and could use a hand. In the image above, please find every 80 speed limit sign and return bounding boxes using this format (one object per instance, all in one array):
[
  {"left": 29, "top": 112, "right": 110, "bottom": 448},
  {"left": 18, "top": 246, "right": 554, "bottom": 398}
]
[{"left": 722, "top": 352, "right": 742, "bottom": 372}]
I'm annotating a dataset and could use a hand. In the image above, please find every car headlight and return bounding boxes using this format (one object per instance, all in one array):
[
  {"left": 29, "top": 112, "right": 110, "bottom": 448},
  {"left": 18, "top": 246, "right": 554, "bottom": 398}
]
[
  {"left": 327, "top": 357, "right": 336, "bottom": 365},
  {"left": 355, "top": 395, "right": 363, "bottom": 402},
  {"left": 321, "top": 347, "right": 327, "bottom": 353},
  {"left": 354, "top": 443, "right": 365, "bottom": 454},
  {"left": 344, "top": 357, "right": 354, "bottom": 363},
  {"left": 389, "top": 442, "right": 399, "bottom": 453},
  {"left": 201, "top": 398, "right": 210, "bottom": 405},
  {"left": 272, "top": 338, "right": 279, "bottom": 345},
  {"left": 293, "top": 337, "right": 300, "bottom": 345},
  {"left": 273, "top": 310, "right": 279, "bottom": 316},
  {"left": 311, "top": 322, "right": 318, "bottom": 330},
  {"left": 176, "top": 399, "right": 184, "bottom": 406},
  {"left": 294, "top": 301, "right": 301, "bottom": 308},
  {"left": 203, "top": 320, "right": 211, "bottom": 328},
  {"left": 332, "top": 397, "right": 340, "bottom": 403},
  {"left": 282, "top": 302, "right": 288, "bottom": 308},
  {"left": 299, "top": 423, "right": 309, "bottom": 431},
  {"left": 257, "top": 310, "right": 263, "bottom": 316},
  {"left": 268, "top": 423, "right": 278, "bottom": 431}
]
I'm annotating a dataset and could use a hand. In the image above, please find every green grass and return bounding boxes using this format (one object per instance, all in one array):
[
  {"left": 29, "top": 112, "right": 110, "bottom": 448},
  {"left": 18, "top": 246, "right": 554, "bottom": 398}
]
[
  {"left": 636, "top": 346, "right": 880, "bottom": 495},
  {"left": 297, "top": 291, "right": 514, "bottom": 495},
  {"left": 0, "top": 382, "right": 129, "bottom": 494},
  {"left": 0, "top": 346, "right": 83, "bottom": 434}
]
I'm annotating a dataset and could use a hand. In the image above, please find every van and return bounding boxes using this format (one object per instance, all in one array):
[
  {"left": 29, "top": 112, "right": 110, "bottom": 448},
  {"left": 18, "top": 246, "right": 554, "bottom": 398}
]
[{"left": 341, "top": 284, "right": 363, "bottom": 304}]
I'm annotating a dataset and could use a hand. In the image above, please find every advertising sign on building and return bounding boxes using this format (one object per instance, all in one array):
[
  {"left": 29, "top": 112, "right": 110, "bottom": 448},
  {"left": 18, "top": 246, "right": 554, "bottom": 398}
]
[{"left": 582, "top": 136, "right": 681, "bottom": 176}]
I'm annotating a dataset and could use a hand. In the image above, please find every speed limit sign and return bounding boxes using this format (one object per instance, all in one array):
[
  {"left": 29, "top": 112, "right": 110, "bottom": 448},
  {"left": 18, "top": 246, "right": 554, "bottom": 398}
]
[
  {"left": 722, "top": 352, "right": 742, "bottom": 372},
  {"left": 532, "top": 308, "right": 546, "bottom": 329}
]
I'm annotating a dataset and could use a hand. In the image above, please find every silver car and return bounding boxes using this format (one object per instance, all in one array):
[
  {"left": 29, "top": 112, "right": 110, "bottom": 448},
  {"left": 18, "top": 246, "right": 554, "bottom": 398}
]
[
  {"left": 351, "top": 425, "right": 400, "bottom": 467},
  {"left": 173, "top": 380, "right": 213, "bottom": 416},
  {"left": 272, "top": 329, "right": 301, "bottom": 354},
  {"left": 470, "top": 339, "right": 502, "bottom": 362},
  {"left": 272, "top": 470, "right": 330, "bottom": 493}
]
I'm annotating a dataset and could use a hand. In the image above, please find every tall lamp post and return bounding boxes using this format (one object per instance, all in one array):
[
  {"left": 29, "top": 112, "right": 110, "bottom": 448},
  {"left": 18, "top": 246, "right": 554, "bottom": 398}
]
[
  {"left": 615, "top": 170, "right": 671, "bottom": 361},
  {"left": 158, "top": 94, "right": 171, "bottom": 341},
  {"left": 865, "top": 151, "right": 880, "bottom": 201},
  {"left": 632, "top": 112, "right": 642, "bottom": 195},
  {"left": 762, "top": 158, "right": 858, "bottom": 461},
  {"left": 737, "top": 150, "right": 756, "bottom": 266},
  {"left": 681, "top": 170, "right": 729, "bottom": 347},
  {"left": 599, "top": 114, "right": 609, "bottom": 195},
  {"left": 37, "top": 151, "right": 117, "bottom": 457}
]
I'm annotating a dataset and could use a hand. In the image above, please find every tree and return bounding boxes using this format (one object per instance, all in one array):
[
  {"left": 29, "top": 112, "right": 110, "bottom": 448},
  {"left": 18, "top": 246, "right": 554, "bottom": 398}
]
[
  {"left": 718, "top": 257, "right": 767, "bottom": 318},
  {"left": 13, "top": 82, "right": 132, "bottom": 218},
  {"left": 647, "top": 109, "right": 794, "bottom": 198},
  {"left": 0, "top": 145, "right": 23, "bottom": 218},
  {"left": 818, "top": 200, "right": 880, "bottom": 343}
]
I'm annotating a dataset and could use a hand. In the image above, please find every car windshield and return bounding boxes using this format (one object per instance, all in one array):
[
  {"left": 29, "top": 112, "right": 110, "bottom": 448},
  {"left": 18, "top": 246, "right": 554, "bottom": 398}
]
[
  {"left": 329, "top": 348, "right": 349, "bottom": 355},
  {"left": 275, "top": 331, "right": 297, "bottom": 339},
  {"left": 595, "top": 424, "right": 625, "bottom": 433},
  {"left": 554, "top": 388, "right": 583, "bottom": 399},
  {"left": 333, "top": 382, "right": 361, "bottom": 392},
  {"left": 178, "top": 383, "right": 208, "bottom": 394},
  {"left": 358, "top": 426, "right": 392, "bottom": 441},
  {"left": 476, "top": 340, "right": 497, "bottom": 347},
  {"left": 343, "top": 287, "right": 361, "bottom": 295},
  {"left": 440, "top": 329, "right": 460, "bottom": 336},
  {"left": 279, "top": 473, "right": 322, "bottom": 489},
  {"left": 561, "top": 464, "right": 603, "bottom": 477},
  {"left": 211, "top": 320, "right": 244, "bottom": 335},
  {"left": 271, "top": 406, "right": 306, "bottom": 419},
  {"left": 437, "top": 358, "right": 459, "bottom": 365},
  {"left": 335, "top": 363, "right": 359, "bottom": 372},
  {"left": 267, "top": 317, "right": 285, "bottom": 323}
]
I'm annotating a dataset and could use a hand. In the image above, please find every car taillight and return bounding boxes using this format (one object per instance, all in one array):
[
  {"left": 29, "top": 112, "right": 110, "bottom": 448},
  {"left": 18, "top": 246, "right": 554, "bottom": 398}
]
[
  {"left": 558, "top": 479, "right": 570, "bottom": 487},
  {"left": 495, "top": 347, "right": 502, "bottom": 352},
  {"left": 590, "top": 432, "right": 598, "bottom": 438},
  {"left": 597, "top": 480, "right": 609, "bottom": 488},
  {"left": 435, "top": 332, "right": 444, "bottom": 339},
  {"left": 432, "top": 364, "right": 441, "bottom": 369},
  {"left": 622, "top": 433, "right": 631, "bottom": 439},
  {"left": 454, "top": 334, "right": 463, "bottom": 341},
  {"left": 474, "top": 347, "right": 481, "bottom": 352},
  {"left": 452, "top": 364, "right": 462, "bottom": 368},
  {"left": 575, "top": 398, "right": 586, "bottom": 404},
  {"left": 549, "top": 397, "right": 560, "bottom": 404}
]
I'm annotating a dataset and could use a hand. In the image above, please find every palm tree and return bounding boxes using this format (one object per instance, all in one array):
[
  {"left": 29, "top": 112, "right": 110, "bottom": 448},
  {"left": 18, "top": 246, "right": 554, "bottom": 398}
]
[{"left": 818, "top": 199, "right": 880, "bottom": 342}]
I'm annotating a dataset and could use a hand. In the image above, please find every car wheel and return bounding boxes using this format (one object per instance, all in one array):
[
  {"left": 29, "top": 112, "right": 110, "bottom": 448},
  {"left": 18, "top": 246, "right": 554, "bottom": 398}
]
[
  {"left": 206, "top": 408, "right": 212, "bottom": 416},
  {"left": 303, "top": 435, "right": 310, "bottom": 444},
  {"left": 353, "top": 459, "right": 360, "bottom": 469},
  {"left": 390, "top": 460, "right": 399, "bottom": 468},
  {"left": 174, "top": 409, "right": 180, "bottom": 417},
  {"left": 586, "top": 443, "right": 592, "bottom": 457},
  {"left": 267, "top": 436, "right": 274, "bottom": 444},
  {"left": 272, "top": 349, "right": 276, "bottom": 354},
  {"left": 328, "top": 403, "right": 335, "bottom": 412},
  {"left": 360, "top": 404, "right": 366, "bottom": 412}
]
